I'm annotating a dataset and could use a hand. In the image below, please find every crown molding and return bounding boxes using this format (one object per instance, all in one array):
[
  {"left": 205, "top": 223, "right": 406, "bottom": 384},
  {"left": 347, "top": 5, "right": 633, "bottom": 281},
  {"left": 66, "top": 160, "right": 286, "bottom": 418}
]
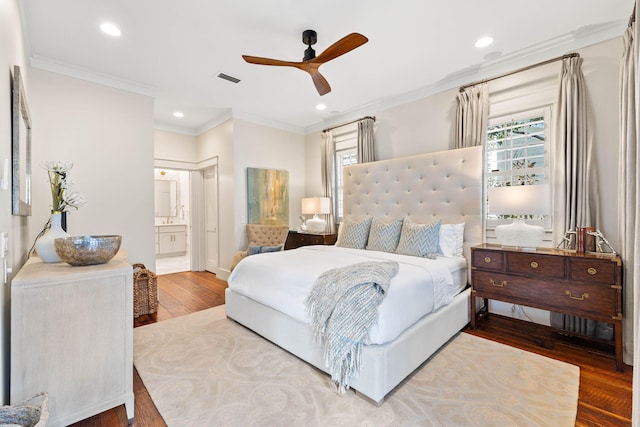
[
  {"left": 231, "top": 110, "right": 306, "bottom": 135},
  {"left": 195, "top": 110, "right": 234, "bottom": 135},
  {"left": 153, "top": 123, "right": 200, "bottom": 136},
  {"left": 30, "top": 55, "right": 156, "bottom": 97}
]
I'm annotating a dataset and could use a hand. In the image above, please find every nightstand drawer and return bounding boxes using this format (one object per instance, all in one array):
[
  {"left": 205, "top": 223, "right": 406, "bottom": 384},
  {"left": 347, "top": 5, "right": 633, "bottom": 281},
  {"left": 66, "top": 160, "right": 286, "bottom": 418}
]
[
  {"left": 570, "top": 258, "right": 617, "bottom": 284},
  {"left": 472, "top": 250, "right": 504, "bottom": 271},
  {"left": 473, "top": 271, "right": 537, "bottom": 300},
  {"left": 506, "top": 252, "right": 566, "bottom": 279},
  {"left": 473, "top": 270, "right": 617, "bottom": 318},
  {"left": 291, "top": 234, "right": 321, "bottom": 245}
]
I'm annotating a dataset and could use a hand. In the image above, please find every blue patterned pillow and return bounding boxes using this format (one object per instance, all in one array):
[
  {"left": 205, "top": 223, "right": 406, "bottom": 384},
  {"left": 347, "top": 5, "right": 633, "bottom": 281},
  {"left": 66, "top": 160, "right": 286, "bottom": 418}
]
[
  {"left": 336, "top": 217, "right": 372, "bottom": 249},
  {"left": 395, "top": 218, "right": 442, "bottom": 257},
  {"left": 366, "top": 218, "right": 403, "bottom": 253},
  {"left": 248, "top": 245, "right": 282, "bottom": 255}
]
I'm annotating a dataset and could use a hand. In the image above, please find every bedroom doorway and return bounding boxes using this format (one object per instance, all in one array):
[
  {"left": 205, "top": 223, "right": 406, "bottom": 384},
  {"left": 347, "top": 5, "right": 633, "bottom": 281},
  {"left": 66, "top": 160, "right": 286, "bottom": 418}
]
[{"left": 154, "top": 168, "right": 191, "bottom": 275}]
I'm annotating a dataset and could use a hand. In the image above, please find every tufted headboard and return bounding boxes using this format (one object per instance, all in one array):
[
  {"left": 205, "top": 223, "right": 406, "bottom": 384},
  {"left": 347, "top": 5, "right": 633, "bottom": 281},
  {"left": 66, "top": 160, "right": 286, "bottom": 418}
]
[{"left": 342, "top": 146, "right": 484, "bottom": 269}]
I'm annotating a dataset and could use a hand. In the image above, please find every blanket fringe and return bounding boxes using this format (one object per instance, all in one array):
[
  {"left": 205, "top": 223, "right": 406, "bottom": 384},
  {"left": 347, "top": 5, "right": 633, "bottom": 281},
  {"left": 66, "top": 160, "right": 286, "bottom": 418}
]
[{"left": 306, "top": 261, "right": 399, "bottom": 392}]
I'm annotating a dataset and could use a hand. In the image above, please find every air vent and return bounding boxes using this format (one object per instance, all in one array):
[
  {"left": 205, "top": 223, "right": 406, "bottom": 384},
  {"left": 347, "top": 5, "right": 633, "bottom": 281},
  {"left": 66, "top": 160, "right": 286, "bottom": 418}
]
[{"left": 217, "top": 73, "right": 241, "bottom": 84}]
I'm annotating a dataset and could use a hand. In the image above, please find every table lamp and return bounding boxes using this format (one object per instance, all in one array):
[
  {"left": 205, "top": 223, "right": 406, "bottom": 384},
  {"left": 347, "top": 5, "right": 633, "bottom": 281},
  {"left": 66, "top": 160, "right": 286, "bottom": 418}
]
[
  {"left": 301, "top": 197, "right": 330, "bottom": 233},
  {"left": 488, "top": 184, "right": 550, "bottom": 250}
]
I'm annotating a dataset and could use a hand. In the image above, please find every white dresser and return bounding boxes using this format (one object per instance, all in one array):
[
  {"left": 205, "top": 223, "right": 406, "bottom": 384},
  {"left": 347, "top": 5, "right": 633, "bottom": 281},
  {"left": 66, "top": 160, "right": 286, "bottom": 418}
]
[{"left": 10, "top": 253, "right": 134, "bottom": 426}]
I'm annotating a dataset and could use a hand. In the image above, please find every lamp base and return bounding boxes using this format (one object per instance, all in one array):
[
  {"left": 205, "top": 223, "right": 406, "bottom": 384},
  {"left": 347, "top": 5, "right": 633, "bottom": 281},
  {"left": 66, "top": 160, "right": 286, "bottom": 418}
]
[
  {"left": 306, "top": 215, "right": 326, "bottom": 233},
  {"left": 495, "top": 219, "right": 544, "bottom": 250}
]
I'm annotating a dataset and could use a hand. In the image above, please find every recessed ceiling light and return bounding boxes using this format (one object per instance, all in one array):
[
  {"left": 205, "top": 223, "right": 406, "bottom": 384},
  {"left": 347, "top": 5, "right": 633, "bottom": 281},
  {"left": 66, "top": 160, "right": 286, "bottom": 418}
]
[
  {"left": 100, "top": 22, "right": 121, "bottom": 37},
  {"left": 173, "top": 111, "right": 184, "bottom": 118},
  {"left": 475, "top": 36, "right": 493, "bottom": 48},
  {"left": 316, "top": 104, "right": 327, "bottom": 111}
]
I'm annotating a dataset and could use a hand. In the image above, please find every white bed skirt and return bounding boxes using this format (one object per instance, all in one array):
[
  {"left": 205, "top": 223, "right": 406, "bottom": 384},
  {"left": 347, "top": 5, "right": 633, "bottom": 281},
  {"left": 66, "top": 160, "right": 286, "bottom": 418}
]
[{"left": 225, "top": 287, "right": 471, "bottom": 404}]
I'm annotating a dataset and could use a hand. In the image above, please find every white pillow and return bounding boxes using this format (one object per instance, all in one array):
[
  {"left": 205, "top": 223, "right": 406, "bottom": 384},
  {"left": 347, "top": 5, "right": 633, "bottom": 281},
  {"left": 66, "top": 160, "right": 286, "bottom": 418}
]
[{"left": 439, "top": 223, "right": 465, "bottom": 257}]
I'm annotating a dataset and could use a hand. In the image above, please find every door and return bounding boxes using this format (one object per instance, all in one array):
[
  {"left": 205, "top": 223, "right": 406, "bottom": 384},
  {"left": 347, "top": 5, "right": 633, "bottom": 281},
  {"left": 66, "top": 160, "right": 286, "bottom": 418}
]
[{"left": 204, "top": 166, "right": 219, "bottom": 271}]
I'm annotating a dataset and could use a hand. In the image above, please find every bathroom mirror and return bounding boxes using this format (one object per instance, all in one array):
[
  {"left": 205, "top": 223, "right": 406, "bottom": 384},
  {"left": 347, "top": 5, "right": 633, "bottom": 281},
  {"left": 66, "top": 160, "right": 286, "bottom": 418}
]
[{"left": 155, "top": 180, "right": 177, "bottom": 217}]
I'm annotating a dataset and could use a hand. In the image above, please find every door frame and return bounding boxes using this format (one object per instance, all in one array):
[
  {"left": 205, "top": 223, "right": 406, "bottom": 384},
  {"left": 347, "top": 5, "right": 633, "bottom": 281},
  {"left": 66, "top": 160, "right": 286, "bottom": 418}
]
[
  {"left": 154, "top": 156, "right": 219, "bottom": 275},
  {"left": 189, "top": 156, "right": 220, "bottom": 274}
]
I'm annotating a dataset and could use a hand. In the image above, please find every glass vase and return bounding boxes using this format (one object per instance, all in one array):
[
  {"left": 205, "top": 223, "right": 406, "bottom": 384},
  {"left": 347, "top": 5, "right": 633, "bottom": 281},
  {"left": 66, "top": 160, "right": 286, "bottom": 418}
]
[{"left": 36, "top": 211, "right": 70, "bottom": 263}]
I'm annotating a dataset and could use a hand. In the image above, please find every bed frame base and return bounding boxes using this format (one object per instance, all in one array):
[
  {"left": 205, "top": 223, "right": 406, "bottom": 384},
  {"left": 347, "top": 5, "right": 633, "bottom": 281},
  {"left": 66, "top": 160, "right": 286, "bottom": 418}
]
[{"left": 225, "top": 287, "right": 471, "bottom": 404}]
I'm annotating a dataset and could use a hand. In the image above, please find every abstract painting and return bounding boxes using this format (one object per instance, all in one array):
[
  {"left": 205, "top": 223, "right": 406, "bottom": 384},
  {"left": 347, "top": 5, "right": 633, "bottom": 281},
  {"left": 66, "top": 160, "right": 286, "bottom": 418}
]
[{"left": 247, "top": 167, "right": 289, "bottom": 225}]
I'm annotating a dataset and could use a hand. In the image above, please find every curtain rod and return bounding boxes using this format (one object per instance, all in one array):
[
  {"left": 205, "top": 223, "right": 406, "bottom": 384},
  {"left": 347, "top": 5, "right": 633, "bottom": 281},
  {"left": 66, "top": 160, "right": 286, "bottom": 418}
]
[
  {"left": 459, "top": 52, "right": 580, "bottom": 92},
  {"left": 322, "top": 116, "right": 376, "bottom": 133}
]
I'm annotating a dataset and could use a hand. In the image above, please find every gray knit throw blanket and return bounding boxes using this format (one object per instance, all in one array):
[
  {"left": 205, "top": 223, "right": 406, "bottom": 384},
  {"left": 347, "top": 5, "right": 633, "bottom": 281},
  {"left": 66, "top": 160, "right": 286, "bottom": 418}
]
[{"left": 306, "top": 260, "right": 399, "bottom": 393}]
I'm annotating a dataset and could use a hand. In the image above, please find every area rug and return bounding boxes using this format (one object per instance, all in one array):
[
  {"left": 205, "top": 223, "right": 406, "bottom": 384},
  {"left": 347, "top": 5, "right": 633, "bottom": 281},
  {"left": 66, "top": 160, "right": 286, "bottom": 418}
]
[{"left": 133, "top": 306, "right": 579, "bottom": 426}]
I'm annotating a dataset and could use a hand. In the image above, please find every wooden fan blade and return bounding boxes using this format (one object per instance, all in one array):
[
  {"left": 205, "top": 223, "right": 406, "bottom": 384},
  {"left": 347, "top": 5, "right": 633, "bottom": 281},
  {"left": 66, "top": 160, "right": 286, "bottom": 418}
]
[
  {"left": 242, "top": 55, "right": 301, "bottom": 68},
  {"left": 310, "top": 72, "right": 331, "bottom": 96},
  {"left": 313, "top": 33, "right": 368, "bottom": 64}
]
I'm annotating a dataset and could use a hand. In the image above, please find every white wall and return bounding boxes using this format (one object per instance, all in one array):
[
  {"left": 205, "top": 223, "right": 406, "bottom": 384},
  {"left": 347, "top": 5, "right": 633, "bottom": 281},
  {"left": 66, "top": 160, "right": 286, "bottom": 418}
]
[
  {"left": 232, "top": 119, "right": 306, "bottom": 251},
  {"left": 304, "top": 130, "right": 322, "bottom": 197},
  {"left": 29, "top": 68, "right": 156, "bottom": 269},
  {"left": 154, "top": 129, "right": 198, "bottom": 165},
  {"left": 0, "top": 0, "right": 30, "bottom": 405},
  {"left": 376, "top": 88, "right": 459, "bottom": 159}
]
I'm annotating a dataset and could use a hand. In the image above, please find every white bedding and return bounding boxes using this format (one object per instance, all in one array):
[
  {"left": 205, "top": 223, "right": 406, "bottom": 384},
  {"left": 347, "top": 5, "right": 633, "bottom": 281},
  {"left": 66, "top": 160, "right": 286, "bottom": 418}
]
[{"left": 227, "top": 245, "right": 467, "bottom": 345}]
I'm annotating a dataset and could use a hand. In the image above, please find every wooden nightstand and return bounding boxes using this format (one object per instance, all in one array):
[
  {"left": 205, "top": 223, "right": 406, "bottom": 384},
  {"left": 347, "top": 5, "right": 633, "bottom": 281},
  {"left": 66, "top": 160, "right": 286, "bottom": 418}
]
[
  {"left": 470, "top": 243, "right": 623, "bottom": 371},
  {"left": 284, "top": 230, "right": 337, "bottom": 250}
]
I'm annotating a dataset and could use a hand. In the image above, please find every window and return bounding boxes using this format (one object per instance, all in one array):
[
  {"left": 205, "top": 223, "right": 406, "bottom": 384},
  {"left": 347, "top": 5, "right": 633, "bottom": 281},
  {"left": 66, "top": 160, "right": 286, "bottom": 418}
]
[
  {"left": 334, "top": 130, "right": 357, "bottom": 221},
  {"left": 486, "top": 108, "right": 550, "bottom": 228}
]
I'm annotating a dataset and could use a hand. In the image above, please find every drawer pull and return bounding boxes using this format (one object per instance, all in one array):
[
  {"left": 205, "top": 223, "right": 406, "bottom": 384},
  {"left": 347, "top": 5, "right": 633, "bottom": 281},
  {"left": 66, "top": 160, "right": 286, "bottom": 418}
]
[
  {"left": 484, "top": 256, "right": 492, "bottom": 263},
  {"left": 530, "top": 261, "right": 539, "bottom": 269},
  {"left": 490, "top": 279, "right": 507, "bottom": 288},
  {"left": 565, "top": 290, "right": 589, "bottom": 301},
  {"left": 587, "top": 267, "right": 597, "bottom": 275}
]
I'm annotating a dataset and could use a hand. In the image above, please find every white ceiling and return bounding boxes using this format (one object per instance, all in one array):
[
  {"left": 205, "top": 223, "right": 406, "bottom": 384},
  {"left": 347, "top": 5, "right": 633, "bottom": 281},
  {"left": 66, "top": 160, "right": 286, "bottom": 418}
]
[{"left": 19, "top": 1, "right": 634, "bottom": 135}]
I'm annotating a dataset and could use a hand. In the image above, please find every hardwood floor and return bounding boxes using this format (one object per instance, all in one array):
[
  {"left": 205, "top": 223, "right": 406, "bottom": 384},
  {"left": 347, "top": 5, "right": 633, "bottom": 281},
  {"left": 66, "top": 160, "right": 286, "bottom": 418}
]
[{"left": 70, "top": 272, "right": 631, "bottom": 426}]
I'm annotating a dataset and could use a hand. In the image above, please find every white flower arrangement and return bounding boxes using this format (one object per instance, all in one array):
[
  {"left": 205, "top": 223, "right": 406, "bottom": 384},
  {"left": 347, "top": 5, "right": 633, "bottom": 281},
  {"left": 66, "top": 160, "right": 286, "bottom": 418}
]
[{"left": 41, "top": 160, "right": 86, "bottom": 212}]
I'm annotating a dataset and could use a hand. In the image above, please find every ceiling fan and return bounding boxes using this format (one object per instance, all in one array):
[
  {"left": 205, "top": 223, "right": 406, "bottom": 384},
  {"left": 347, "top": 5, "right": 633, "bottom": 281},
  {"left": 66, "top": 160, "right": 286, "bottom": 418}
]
[{"left": 242, "top": 30, "right": 368, "bottom": 96}]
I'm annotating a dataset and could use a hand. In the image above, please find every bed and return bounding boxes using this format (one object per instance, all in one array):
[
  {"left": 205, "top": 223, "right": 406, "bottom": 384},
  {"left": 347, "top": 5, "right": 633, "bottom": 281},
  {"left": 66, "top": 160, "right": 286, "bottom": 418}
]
[{"left": 226, "top": 145, "right": 483, "bottom": 404}]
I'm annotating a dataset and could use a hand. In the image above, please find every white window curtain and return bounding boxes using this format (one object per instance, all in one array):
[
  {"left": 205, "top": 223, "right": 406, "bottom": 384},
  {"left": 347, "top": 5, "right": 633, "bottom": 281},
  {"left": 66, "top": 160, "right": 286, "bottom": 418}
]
[
  {"left": 620, "top": 5, "right": 639, "bottom": 424},
  {"left": 321, "top": 130, "right": 336, "bottom": 233},
  {"left": 550, "top": 56, "right": 606, "bottom": 338},
  {"left": 454, "top": 83, "right": 489, "bottom": 148},
  {"left": 552, "top": 56, "right": 600, "bottom": 240},
  {"left": 357, "top": 117, "right": 375, "bottom": 163},
  {"left": 620, "top": 17, "right": 637, "bottom": 368}
]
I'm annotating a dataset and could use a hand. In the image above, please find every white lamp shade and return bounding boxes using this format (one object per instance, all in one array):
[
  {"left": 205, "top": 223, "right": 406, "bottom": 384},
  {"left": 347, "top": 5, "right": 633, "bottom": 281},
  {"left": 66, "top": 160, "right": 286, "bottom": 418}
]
[
  {"left": 488, "top": 184, "right": 550, "bottom": 216},
  {"left": 301, "top": 197, "right": 330, "bottom": 233},
  {"left": 301, "top": 197, "right": 330, "bottom": 215},
  {"left": 489, "top": 184, "right": 550, "bottom": 249}
]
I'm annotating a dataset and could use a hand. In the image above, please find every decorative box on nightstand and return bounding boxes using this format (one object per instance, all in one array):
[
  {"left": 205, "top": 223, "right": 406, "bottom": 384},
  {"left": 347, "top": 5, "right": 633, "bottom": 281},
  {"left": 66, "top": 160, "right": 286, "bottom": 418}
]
[
  {"left": 470, "top": 243, "right": 623, "bottom": 371},
  {"left": 284, "top": 230, "right": 337, "bottom": 250}
]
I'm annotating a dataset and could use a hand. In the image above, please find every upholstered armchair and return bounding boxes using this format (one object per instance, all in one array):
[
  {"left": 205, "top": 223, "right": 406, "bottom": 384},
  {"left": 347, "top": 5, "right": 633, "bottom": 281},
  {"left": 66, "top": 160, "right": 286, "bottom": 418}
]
[{"left": 229, "top": 224, "right": 290, "bottom": 272}]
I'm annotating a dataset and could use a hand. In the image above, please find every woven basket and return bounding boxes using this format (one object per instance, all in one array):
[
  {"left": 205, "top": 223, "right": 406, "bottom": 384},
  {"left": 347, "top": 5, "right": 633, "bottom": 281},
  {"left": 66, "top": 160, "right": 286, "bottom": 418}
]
[{"left": 132, "top": 263, "right": 158, "bottom": 318}]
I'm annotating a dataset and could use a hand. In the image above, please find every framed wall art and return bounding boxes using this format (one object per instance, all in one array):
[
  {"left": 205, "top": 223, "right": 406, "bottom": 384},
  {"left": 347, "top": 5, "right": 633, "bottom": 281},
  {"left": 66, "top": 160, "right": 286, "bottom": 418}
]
[
  {"left": 247, "top": 167, "right": 289, "bottom": 225},
  {"left": 12, "top": 65, "right": 32, "bottom": 216}
]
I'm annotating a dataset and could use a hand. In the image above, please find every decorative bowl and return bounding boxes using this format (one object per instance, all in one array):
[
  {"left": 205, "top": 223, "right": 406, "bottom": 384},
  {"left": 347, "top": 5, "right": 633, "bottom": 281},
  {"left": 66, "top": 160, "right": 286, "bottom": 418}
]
[{"left": 54, "top": 235, "right": 122, "bottom": 266}]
